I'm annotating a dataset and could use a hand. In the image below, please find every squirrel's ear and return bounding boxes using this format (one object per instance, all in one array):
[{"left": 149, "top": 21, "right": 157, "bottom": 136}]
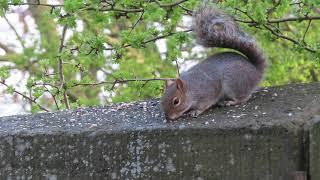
[
  {"left": 176, "top": 78, "right": 185, "bottom": 92},
  {"left": 165, "top": 79, "right": 175, "bottom": 87}
]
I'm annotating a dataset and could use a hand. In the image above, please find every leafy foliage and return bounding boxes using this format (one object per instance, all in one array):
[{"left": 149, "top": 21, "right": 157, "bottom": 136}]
[{"left": 0, "top": 0, "right": 319, "bottom": 113}]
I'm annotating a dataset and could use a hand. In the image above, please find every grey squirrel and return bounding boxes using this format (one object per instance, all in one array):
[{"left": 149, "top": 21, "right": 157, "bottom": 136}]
[{"left": 161, "top": 8, "right": 266, "bottom": 120}]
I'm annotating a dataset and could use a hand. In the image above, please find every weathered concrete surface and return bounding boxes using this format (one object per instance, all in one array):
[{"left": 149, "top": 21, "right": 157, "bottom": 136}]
[
  {"left": 0, "top": 82, "right": 319, "bottom": 180},
  {"left": 307, "top": 115, "right": 320, "bottom": 180}
]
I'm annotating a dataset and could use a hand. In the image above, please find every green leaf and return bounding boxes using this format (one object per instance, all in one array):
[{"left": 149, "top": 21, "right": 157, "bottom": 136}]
[
  {"left": 33, "top": 87, "right": 44, "bottom": 99},
  {"left": 144, "top": 3, "right": 166, "bottom": 21},
  {"left": 26, "top": 78, "right": 35, "bottom": 89},
  {"left": 11, "top": 0, "right": 22, "bottom": 5},
  {"left": 64, "top": 0, "right": 83, "bottom": 13},
  {"left": 31, "top": 105, "right": 40, "bottom": 113},
  {"left": 6, "top": 85, "right": 15, "bottom": 94},
  {"left": 0, "top": 66, "right": 10, "bottom": 80},
  {"left": 0, "top": 0, "right": 8, "bottom": 16},
  {"left": 58, "top": 16, "right": 77, "bottom": 28}
]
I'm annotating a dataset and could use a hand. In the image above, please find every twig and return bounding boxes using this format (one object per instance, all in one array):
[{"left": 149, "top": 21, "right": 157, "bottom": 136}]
[
  {"left": 234, "top": 8, "right": 256, "bottom": 23},
  {"left": 234, "top": 7, "right": 320, "bottom": 25},
  {"left": 267, "top": 0, "right": 281, "bottom": 16},
  {"left": 234, "top": 18, "right": 255, "bottom": 24},
  {"left": 4, "top": 15, "right": 25, "bottom": 49},
  {"left": 105, "top": 29, "right": 192, "bottom": 51},
  {"left": 263, "top": 24, "right": 316, "bottom": 53},
  {"left": 28, "top": 89, "right": 32, "bottom": 110},
  {"left": 0, "top": 80, "right": 50, "bottom": 112},
  {"left": 8, "top": 2, "right": 63, "bottom": 8},
  {"left": 302, "top": 19, "right": 312, "bottom": 43},
  {"left": 58, "top": 25, "right": 70, "bottom": 109},
  {"left": 158, "top": 0, "right": 189, "bottom": 8},
  {"left": 178, "top": 4, "right": 193, "bottom": 15},
  {"left": 234, "top": 7, "right": 317, "bottom": 53},
  {"left": 8, "top": 0, "right": 189, "bottom": 13},
  {"left": 174, "top": 59, "right": 180, "bottom": 77},
  {"left": 71, "top": 77, "right": 175, "bottom": 89},
  {"left": 129, "top": 11, "right": 145, "bottom": 35},
  {"left": 235, "top": 16, "right": 320, "bottom": 24},
  {"left": 0, "top": 42, "right": 14, "bottom": 54},
  {"left": 32, "top": 82, "right": 60, "bottom": 90},
  {"left": 88, "top": 6, "right": 144, "bottom": 13},
  {"left": 268, "top": 16, "right": 320, "bottom": 23},
  {"left": 43, "top": 85, "right": 60, "bottom": 110}
]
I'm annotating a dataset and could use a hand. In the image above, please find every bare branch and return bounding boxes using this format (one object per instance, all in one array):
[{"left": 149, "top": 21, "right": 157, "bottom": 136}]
[
  {"left": 105, "top": 29, "right": 192, "bottom": 51},
  {"left": 8, "top": 2, "right": 63, "bottom": 8},
  {"left": 234, "top": 8, "right": 256, "bottom": 23},
  {"left": 8, "top": 0, "right": 189, "bottom": 13},
  {"left": 32, "top": 82, "right": 60, "bottom": 90},
  {"left": 129, "top": 11, "right": 145, "bottom": 35},
  {"left": 71, "top": 77, "right": 175, "bottom": 88},
  {"left": 144, "top": 29, "right": 192, "bottom": 44},
  {"left": 178, "top": 4, "right": 193, "bottom": 15},
  {"left": 0, "top": 80, "right": 50, "bottom": 112},
  {"left": 267, "top": 0, "right": 281, "bottom": 16},
  {"left": 0, "top": 42, "right": 14, "bottom": 54},
  {"left": 302, "top": 20, "right": 312, "bottom": 43},
  {"left": 234, "top": 7, "right": 317, "bottom": 53},
  {"left": 263, "top": 24, "right": 316, "bottom": 53},
  {"left": 58, "top": 25, "right": 70, "bottom": 109},
  {"left": 3, "top": 15, "right": 25, "bottom": 49},
  {"left": 158, "top": 0, "right": 189, "bottom": 8},
  {"left": 86, "top": 6, "right": 143, "bottom": 13},
  {"left": 268, "top": 16, "right": 320, "bottom": 23},
  {"left": 174, "top": 60, "right": 180, "bottom": 77},
  {"left": 42, "top": 85, "right": 60, "bottom": 110}
]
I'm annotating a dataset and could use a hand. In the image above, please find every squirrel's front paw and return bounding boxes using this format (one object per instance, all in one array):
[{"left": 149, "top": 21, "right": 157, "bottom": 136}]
[
  {"left": 189, "top": 110, "right": 201, "bottom": 118},
  {"left": 218, "top": 100, "right": 240, "bottom": 107}
]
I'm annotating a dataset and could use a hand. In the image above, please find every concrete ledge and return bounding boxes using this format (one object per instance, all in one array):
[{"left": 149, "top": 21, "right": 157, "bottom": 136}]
[
  {"left": 308, "top": 115, "right": 320, "bottom": 180},
  {"left": 0, "top": 83, "right": 319, "bottom": 179}
]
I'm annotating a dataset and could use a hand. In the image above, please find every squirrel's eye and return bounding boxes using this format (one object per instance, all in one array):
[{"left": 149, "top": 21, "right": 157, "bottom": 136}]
[{"left": 173, "top": 97, "right": 180, "bottom": 105}]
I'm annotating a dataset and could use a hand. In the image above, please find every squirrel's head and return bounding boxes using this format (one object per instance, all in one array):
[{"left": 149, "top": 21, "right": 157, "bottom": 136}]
[{"left": 161, "top": 78, "right": 191, "bottom": 120}]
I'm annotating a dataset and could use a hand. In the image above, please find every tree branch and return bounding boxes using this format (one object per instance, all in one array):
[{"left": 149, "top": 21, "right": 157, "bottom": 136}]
[
  {"left": 302, "top": 19, "right": 312, "bottom": 43},
  {"left": 0, "top": 80, "right": 50, "bottom": 112},
  {"left": 58, "top": 25, "right": 70, "bottom": 109},
  {"left": 0, "top": 42, "right": 15, "bottom": 54},
  {"left": 234, "top": 8, "right": 317, "bottom": 53},
  {"left": 129, "top": 11, "right": 145, "bottom": 35},
  {"left": 3, "top": 15, "right": 25, "bottom": 49},
  {"left": 157, "top": 0, "right": 189, "bottom": 8},
  {"left": 268, "top": 16, "right": 320, "bottom": 23},
  {"left": 71, "top": 77, "right": 175, "bottom": 90},
  {"left": 9, "top": 0, "right": 189, "bottom": 13},
  {"left": 42, "top": 85, "right": 60, "bottom": 110},
  {"left": 8, "top": 2, "right": 63, "bottom": 8},
  {"left": 105, "top": 29, "right": 192, "bottom": 51},
  {"left": 263, "top": 24, "right": 316, "bottom": 53}
]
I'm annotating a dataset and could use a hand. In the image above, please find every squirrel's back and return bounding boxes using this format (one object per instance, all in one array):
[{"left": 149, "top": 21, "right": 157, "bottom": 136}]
[
  {"left": 181, "top": 52, "right": 261, "bottom": 93},
  {"left": 193, "top": 8, "right": 266, "bottom": 73}
]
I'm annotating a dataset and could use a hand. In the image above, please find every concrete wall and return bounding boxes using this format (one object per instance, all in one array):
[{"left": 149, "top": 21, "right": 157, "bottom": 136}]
[{"left": 0, "top": 82, "right": 319, "bottom": 180}]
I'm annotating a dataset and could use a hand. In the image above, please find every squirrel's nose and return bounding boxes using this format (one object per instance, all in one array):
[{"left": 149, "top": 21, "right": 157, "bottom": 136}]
[{"left": 166, "top": 114, "right": 177, "bottom": 120}]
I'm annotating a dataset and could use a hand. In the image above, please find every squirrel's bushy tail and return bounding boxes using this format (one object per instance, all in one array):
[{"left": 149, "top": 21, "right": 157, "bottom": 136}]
[{"left": 194, "top": 8, "right": 266, "bottom": 73}]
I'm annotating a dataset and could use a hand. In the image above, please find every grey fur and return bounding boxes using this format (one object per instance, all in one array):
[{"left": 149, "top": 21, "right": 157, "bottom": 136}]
[
  {"left": 161, "top": 8, "right": 266, "bottom": 120},
  {"left": 194, "top": 8, "right": 266, "bottom": 72}
]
